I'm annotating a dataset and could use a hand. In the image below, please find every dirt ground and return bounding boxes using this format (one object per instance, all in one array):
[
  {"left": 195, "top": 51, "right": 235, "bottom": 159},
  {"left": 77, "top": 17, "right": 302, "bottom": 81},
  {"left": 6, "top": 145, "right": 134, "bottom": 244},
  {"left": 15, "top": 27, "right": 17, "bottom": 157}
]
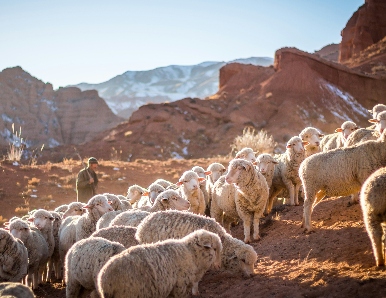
[{"left": 1, "top": 157, "right": 386, "bottom": 298}]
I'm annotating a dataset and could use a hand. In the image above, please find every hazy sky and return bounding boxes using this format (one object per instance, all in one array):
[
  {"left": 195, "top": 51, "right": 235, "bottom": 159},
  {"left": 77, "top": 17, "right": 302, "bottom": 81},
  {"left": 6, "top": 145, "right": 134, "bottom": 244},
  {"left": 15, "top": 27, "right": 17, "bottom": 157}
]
[{"left": 0, "top": 0, "right": 363, "bottom": 89}]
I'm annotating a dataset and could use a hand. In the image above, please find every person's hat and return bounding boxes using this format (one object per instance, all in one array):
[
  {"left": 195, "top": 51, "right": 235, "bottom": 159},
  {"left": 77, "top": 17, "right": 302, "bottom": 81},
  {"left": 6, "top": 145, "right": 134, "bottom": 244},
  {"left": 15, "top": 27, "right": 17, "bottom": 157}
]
[{"left": 88, "top": 157, "right": 98, "bottom": 165}]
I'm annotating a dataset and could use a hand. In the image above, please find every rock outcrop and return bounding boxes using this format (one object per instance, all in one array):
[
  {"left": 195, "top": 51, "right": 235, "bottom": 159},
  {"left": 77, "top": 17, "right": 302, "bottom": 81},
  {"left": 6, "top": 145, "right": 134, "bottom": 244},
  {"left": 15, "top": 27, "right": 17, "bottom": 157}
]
[
  {"left": 0, "top": 67, "right": 123, "bottom": 152},
  {"left": 339, "top": 0, "right": 386, "bottom": 62}
]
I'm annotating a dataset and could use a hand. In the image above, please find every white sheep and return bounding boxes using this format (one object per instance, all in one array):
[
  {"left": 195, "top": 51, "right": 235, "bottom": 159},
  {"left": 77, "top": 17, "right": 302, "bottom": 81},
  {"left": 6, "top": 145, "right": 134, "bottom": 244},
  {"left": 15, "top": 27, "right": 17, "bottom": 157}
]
[
  {"left": 96, "top": 210, "right": 123, "bottom": 230},
  {"left": 213, "top": 159, "right": 269, "bottom": 243},
  {"left": 205, "top": 162, "right": 227, "bottom": 214},
  {"left": 0, "top": 229, "right": 28, "bottom": 283},
  {"left": 146, "top": 182, "right": 166, "bottom": 205},
  {"left": 61, "top": 202, "right": 85, "bottom": 218},
  {"left": 0, "top": 282, "right": 35, "bottom": 298},
  {"left": 368, "top": 103, "right": 386, "bottom": 119},
  {"left": 126, "top": 184, "right": 148, "bottom": 207},
  {"left": 28, "top": 209, "right": 55, "bottom": 282},
  {"left": 320, "top": 121, "right": 358, "bottom": 151},
  {"left": 235, "top": 147, "right": 257, "bottom": 163},
  {"left": 255, "top": 153, "right": 278, "bottom": 188},
  {"left": 103, "top": 193, "right": 131, "bottom": 211},
  {"left": 8, "top": 219, "right": 49, "bottom": 289},
  {"left": 98, "top": 229, "right": 222, "bottom": 298},
  {"left": 65, "top": 237, "right": 125, "bottom": 298},
  {"left": 264, "top": 136, "right": 308, "bottom": 214},
  {"left": 300, "top": 131, "right": 386, "bottom": 233},
  {"left": 345, "top": 111, "right": 386, "bottom": 147},
  {"left": 360, "top": 167, "right": 386, "bottom": 267},
  {"left": 54, "top": 204, "right": 68, "bottom": 214},
  {"left": 153, "top": 178, "right": 174, "bottom": 189},
  {"left": 299, "top": 127, "right": 324, "bottom": 157},
  {"left": 75, "top": 194, "right": 113, "bottom": 241},
  {"left": 58, "top": 215, "right": 80, "bottom": 275},
  {"left": 91, "top": 226, "right": 139, "bottom": 248},
  {"left": 136, "top": 210, "right": 257, "bottom": 278},
  {"left": 110, "top": 189, "right": 191, "bottom": 226},
  {"left": 176, "top": 170, "right": 206, "bottom": 215},
  {"left": 49, "top": 211, "right": 62, "bottom": 281},
  {"left": 192, "top": 165, "right": 211, "bottom": 209}
]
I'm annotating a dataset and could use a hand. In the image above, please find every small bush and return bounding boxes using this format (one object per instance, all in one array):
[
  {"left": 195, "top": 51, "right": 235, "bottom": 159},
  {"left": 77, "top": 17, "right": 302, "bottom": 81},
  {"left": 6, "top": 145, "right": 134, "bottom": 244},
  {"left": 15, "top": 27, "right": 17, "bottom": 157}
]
[
  {"left": 6, "top": 123, "right": 24, "bottom": 162},
  {"left": 231, "top": 127, "right": 277, "bottom": 155}
]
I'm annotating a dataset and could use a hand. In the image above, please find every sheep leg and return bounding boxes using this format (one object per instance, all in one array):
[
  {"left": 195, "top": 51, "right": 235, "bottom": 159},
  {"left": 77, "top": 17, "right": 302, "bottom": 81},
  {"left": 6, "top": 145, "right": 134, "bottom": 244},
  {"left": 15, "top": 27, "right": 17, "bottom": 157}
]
[
  {"left": 66, "top": 280, "right": 82, "bottom": 298},
  {"left": 294, "top": 183, "right": 301, "bottom": 206},
  {"left": 252, "top": 212, "right": 261, "bottom": 241},
  {"left": 364, "top": 216, "right": 385, "bottom": 267},
  {"left": 301, "top": 187, "right": 319, "bottom": 232},
  {"left": 223, "top": 214, "right": 235, "bottom": 233},
  {"left": 210, "top": 201, "right": 225, "bottom": 231},
  {"left": 192, "top": 282, "right": 199, "bottom": 296},
  {"left": 284, "top": 180, "right": 295, "bottom": 206},
  {"left": 265, "top": 187, "right": 282, "bottom": 216}
]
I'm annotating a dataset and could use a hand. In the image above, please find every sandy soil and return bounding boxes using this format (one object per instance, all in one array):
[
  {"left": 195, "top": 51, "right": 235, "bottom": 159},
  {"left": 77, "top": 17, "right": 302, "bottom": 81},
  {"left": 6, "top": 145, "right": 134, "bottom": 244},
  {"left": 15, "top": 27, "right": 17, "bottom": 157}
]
[{"left": 1, "top": 158, "right": 385, "bottom": 298}]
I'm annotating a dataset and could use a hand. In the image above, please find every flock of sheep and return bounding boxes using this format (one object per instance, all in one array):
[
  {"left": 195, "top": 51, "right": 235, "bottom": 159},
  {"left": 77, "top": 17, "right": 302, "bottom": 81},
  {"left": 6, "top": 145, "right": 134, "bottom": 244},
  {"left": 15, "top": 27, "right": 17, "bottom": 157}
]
[{"left": 0, "top": 103, "right": 386, "bottom": 298}]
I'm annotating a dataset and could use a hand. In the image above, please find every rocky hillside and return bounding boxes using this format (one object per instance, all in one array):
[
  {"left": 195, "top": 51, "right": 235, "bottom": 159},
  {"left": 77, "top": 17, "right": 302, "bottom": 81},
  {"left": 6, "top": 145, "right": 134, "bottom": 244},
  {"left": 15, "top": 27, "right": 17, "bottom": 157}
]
[
  {"left": 339, "top": 0, "right": 386, "bottom": 62},
  {"left": 0, "top": 67, "right": 123, "bottom": 154},
  {"left": 74, "top": 57, "right": 273, "bottom": 119},
  {"left": 314, "top": 44, "right": 340, "bottom": 62},
  {"left": 40, "top": 47, "right": 385, "bottom": 163}
]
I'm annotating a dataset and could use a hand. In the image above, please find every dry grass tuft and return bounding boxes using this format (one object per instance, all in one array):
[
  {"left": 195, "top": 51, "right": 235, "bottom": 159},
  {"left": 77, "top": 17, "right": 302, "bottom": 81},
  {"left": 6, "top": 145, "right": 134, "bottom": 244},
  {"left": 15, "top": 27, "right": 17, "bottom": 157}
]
[{"left": 231, "top": 127, "right": 277, "bottom": 155}]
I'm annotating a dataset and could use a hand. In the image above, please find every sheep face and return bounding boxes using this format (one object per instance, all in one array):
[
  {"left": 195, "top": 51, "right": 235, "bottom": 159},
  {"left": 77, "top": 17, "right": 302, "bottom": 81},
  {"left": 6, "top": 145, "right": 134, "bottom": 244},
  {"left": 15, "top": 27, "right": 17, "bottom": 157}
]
[
  {"left": 299, "top": 128, "right": 323, "bottom": 148},
  {"left": 157, "top": 190, "right": 190, "bottom": 211},
  {"left": 192, "top": 166, "right": 211, "bottom": 186},
  {"left": 177, "top": 171, "right": 204, "bottom": 194},
  {"left": 148, "top": 184, "right": 165, "bottom": 204},
  {"left": 335, "top": 121, "right": 358, "bottom": 140},
  {"left": 85, "top": 196, "right": 113, "bottom": 215},
  {"left": 210, "top": 169, "right": 225, "bottom": 184},
  {"left": 127, "top": 189, "right": 143, "bottom": 205},
  {"left": 225, "top": 159, "right": 253, "bottom": 186},
  {"left": 224, "top": 242, "right": 257, "bottom": 278},
  {"left": 62, "top": 203, "right": 85, "bottom": 218},
  {"left": 256, "top": 154, "right": 278, "bottom": 174},
  {"left": 191, "top": 229, "right": 222, "bottom": 269},
  {"left": 10, "top": 224, "right": 29, "bottom": 241},
  {"left": 369, "top": 111, "right": 386, "bottom": 135},
  {"left": 235, "top": 148, "right": 256, "bottom": 163},
  {"left": 30, "top": 210, "right": 54, "bottom": 230},
  {"left": 286, "top": 137, "right": 307, "bottom": 154}
]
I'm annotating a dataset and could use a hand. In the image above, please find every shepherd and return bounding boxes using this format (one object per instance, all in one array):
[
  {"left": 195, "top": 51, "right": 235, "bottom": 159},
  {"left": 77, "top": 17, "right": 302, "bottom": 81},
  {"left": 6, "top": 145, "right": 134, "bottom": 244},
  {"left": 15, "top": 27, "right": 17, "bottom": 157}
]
[{"left": 76, "top": 156, "right": 99, "bottom": 203}]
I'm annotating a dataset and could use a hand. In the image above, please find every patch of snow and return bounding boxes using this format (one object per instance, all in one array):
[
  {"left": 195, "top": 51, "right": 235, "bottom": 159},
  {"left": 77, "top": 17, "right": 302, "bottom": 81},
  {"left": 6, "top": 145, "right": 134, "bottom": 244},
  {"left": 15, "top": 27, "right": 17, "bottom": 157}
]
[
  {"left": 30, "top": 194, "right": 37, "bottom": 198},
  {"left": 1, "top": 114, "right": 13, "bottom": 123},
  {"left": 182, "top": 147, "right": 188, "bottom": 155},
  {"left": 48, "top": 138, "right": 60, "bottom": 148},
  {"left": 113, "top": 167, "right": 120, "bottom": 171},
  {"left": 12, "top": 161, "right": 19, "bottom": 166},
  {"left": 171, "top": 151, "right": 184, "bottom": 160}
]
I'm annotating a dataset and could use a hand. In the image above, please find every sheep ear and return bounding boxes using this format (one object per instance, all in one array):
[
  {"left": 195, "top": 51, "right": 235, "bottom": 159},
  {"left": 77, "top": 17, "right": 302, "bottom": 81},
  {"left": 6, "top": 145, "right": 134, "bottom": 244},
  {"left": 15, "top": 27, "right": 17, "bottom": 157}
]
[
  {"left": 176, "top": 181, "right": 183, "bottom": 186},
  {"left": 49, "top": 217, "right": 54, "bottom": 221},
  {"left": 302, "top": 141, "right": 309, "bottom": 146},
  {"left": 319, "top": 134, "right": 325, "bottom": 138},
  {"left": 355, "top": 127, "right": 359, "bottom": 130},
  {"left": 204, "top": 171, "right": 211, "bottom": 176},
  {"left": 252, "top": 161, "right": 257, "bottom": 165},
  {"left": 235, "top": 154, "right": 243, "bottom": 159},
  {"left": 272, "top": 160, "right": 279, "bottom": 164},
  {"left": 4, "top": 227, "right": 9, "bottom": 230},
  {"left": 108, "top": 201, "right": 112, "bottom": 205},
  {"left": 198, "top": 177, "right": 206, "bottom": 182},
  {"left": 335, "top": 128, "right": 343, "bottom": 132},
  {"left": 83, "top": 205, "right": 90, "bottom": 209},
  {"left": 142, "top": 191, "right": 149, "bottom": 196},
  {"left": 286, "top": 144, "right": 291, "bottom": 149},
  {"left": 27, "top": 217, "right": 34, "bottom": 222},
  {"left": 368, "top": 119, "right": 379, "bottom": 123},
  {"left": 368, "top": 109, "right": 373, "bottom": 114}
]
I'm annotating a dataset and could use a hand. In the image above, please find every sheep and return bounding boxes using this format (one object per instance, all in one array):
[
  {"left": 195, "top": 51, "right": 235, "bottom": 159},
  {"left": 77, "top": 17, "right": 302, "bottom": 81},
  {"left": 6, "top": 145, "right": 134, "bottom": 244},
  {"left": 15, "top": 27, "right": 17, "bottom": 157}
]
[
  {"left": 0, "top": 229, "right": 28, "bottom": 283},
  {"left": 110, "top": 189, "right": 191, "bottom": 226},
  {"left": 61, "top": 202, "right": 85, "bottom": 218},
  {"left": 58, "top": 215, "right": 80, "bottom": 275},
  {"left": 153, "top": 178, "right": 174, "bottom": 189},
  {"left": 255, "top": 153, "right": 278, "bottom": 188},
  {"left": 8, "top": 219, "right": 49, "bottom": 289},
  {"left": 98, "top": 229, "right": 222, "bottom": 298},
  {"left": 136, "top": 210, "right": 257, "bottom": 278},
  {"left": 299, "top": 127, "right": 324, "bottom": 157},
  {"left": 65, "top": 237, "right": 125, "bottom": 298},
  {"left": 126, "top": 184, "right": 147, "bottom": 207},
  {"left": 75, "top": 194, "right": 114, "bottom": 241},
  {"left": 320, "top": 121, "right": 358, "bottom": 151},
  {"left": 212, "top": 159, "right": 269, "bottom": 243},
  {"left": 300, "top": 130, "right": 386, "bottom": 233},
  {"left": 368, "top": 103, "right": 386, "bottom": 119},
  {"left": 0, "top": 282, "right": 35, "bottom": 298},
  {"left": 205, "top": 162, "right": 227, "bottom": 215},
  {"left": 28, "top": 209, "right": 55, "bottom": 282},
  {"left": 54, "top": 204, "right": 68, "bottom": 214},
  {"left": 192, "top": 165, "right": 211, "bottom": 207},
  {"left": 91, "top": 226, "right": 139, "bottom": 248},
  {"left": 360, "top": 167, "right": 386, "bottom": 267},
  {"left": 235, "top": 147, "right": 257, "bottom": 163},
  {"left": 49, "top": 211, "right": 62, "bottom": 281},
  {"left": 146, "top": 182, "right": 166, "bottom": 205},
  {"left": 264, "top": 136, "right": 308, "bottom": 215},
  {"left": 177, "top": 170, "right": 206, "bottom": 215},
  {"left": 96, "top": 210, "right": 123, "bottom": 230},
  {"left": 103, "top": 193, "right": 131, "bottom": 211}
]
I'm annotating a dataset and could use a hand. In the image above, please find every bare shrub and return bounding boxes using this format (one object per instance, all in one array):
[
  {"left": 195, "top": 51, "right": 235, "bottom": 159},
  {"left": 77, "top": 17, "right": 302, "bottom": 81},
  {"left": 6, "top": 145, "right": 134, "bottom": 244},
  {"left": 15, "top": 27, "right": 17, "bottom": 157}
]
[
  {"left": 6, "top": 123, "right": 24, "bottom": 162},
  {"left": 231, "top": 127, "right": 277, "bottom": 155}
]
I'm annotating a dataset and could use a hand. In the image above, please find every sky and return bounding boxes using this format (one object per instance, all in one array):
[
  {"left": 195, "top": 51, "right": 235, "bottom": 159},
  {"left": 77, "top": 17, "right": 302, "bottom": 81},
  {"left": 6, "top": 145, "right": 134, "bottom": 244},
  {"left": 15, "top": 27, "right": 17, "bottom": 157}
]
[{"left": 0, "top": 0, "right": 363, "bottom": 89}]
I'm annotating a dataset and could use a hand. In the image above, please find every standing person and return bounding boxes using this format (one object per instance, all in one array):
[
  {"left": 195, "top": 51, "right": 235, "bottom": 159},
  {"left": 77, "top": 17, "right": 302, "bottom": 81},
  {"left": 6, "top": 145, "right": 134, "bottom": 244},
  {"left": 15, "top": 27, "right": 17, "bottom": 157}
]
[{"left": 76, "top": 157, "right": 99, "bottom": 203}]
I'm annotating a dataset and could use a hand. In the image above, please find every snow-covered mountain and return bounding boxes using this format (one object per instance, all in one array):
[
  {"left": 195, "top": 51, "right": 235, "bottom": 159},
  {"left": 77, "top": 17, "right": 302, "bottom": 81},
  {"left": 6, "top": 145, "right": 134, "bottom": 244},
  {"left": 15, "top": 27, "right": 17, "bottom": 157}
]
[{"left": 74, "top": 57, "right": 273, "bottom": 118}]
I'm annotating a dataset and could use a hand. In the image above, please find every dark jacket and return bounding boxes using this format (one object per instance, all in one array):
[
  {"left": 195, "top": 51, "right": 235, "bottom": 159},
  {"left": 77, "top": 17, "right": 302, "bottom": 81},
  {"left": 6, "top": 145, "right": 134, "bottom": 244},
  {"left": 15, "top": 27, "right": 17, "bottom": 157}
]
[{"left": 76, "top": 168, "right": 98, "bottom": 203}]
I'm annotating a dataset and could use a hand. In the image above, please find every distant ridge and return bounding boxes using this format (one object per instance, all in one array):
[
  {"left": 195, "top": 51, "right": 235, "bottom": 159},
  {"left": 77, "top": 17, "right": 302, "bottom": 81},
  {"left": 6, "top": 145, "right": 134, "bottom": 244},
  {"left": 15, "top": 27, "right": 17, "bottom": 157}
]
[{"left": 73, "top": 57, "right": 273, "bottom": 118}]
